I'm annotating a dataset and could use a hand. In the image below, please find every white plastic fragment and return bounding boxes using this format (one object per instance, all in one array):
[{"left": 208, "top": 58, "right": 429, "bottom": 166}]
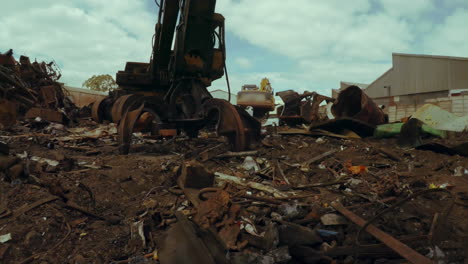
[
  {"left": 30, "top": 156, "right": 59, "bottom": 167},
  {"left": 215, "top": 172, "right": 288, "bottom": 197},
  {"left": 242, "top": 156, "right": 260, "bottom": 172},
  {"left": 0, "top": 233, "right": 12, "bottom": 243}
]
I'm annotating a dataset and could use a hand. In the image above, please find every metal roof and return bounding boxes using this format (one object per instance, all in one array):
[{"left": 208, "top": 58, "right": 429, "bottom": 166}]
[{"left": 393, "top": 53, "right": 468, "bottom": 62}]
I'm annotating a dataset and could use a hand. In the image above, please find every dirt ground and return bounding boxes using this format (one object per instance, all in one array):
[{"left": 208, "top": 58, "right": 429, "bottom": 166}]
[{"left": 0, "top": 120, "right": 467, "bottom": 264}]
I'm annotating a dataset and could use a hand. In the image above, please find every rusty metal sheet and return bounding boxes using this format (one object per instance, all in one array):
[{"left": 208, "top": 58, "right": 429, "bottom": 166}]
[
  {"left": 331, "top": 201, "right": 432, "bottom": 264},
  {"left": 193, "top": 190, "right": 230, "bottom": 229},
  {"left": 24, "top": 107, "right": 63, "bottom": 123},
  {"left": 0, "top": 99, "right": 17, "bottom": 128},
  {"left": 332, "top": 85, "right": 387, "bottom": 125},
  {"left": 39, "top": 85, "right": 58, "bottom": 107},
  {"left": 91, "top": 96, "right": 108, "bottom": 123},
  {"left": 0, "top": 50, "right": 16, "bottom": 66}
]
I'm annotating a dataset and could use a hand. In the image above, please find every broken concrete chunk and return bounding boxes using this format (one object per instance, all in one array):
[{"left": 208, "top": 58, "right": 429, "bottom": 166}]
[{"left": 320, "top": 214, "right": 348, "bottom": 226}]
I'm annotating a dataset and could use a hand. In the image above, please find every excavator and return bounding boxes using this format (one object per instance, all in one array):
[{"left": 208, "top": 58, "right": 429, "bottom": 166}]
[{"left": 92, "top": 0, "right": 260, "bottom": 154}]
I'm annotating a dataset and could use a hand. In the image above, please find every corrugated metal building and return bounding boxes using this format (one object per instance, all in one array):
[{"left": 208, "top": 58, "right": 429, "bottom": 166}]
[{"left": 363, "top": 53, "right": 468, "bottom": 121}]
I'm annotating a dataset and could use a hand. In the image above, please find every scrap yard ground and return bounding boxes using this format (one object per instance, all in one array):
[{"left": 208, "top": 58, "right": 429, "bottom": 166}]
[{"left": 0, "top": 120, "right": 467, "bottom": 263}]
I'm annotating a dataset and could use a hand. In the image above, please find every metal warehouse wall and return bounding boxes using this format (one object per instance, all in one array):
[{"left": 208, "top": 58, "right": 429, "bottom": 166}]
[
  {"left": 392, "top": 54, "right": 468, "bottom": 96},
  {"left": 365, "top": 68, "right": 393, "bottom": 98}
]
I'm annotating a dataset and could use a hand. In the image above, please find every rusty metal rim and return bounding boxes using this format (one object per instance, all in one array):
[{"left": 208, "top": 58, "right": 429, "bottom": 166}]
[
  {"left": 111, "top": 94, "right": 144, "bottom": 124},
  {"left": 91, "top": 96, "right": 107, "bottom": 123},
  {"left": 203, "top": 98, "right": 247, "bottom": 152},
  {"left": 117, "top": 102, "right": 161, "bottom": 155}
]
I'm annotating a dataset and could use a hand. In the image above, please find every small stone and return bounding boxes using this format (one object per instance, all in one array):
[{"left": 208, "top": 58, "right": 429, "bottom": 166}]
[
  {"left": 315, "top": 137, "right": 325, "bottom": 144},
  {"left": 320, "top": 214, "right": 348, "bottom": 226}
]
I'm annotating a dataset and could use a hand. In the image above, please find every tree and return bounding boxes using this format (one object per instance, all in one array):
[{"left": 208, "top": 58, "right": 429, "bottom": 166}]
[{"left": 82, "top": 74, "right": 118, "bottom": 92}]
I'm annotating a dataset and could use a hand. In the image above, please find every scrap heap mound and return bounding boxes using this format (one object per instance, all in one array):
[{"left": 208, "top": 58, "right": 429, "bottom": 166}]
[
  {"left": 0, "top": 49, "right": 78, "bottom": 128},
  {"left": 0, "top": 119, "right": 467, "bottom": 263},
  {"left": 0, "top": 83, "right": 467, "bottom": 263}
]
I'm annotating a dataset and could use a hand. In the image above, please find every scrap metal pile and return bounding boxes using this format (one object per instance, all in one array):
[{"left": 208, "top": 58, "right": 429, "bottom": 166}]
[
  {"left": 0, "top": 88, "right": 467, "bottom": 263},
  {"left": 0, "top": 49, "right": 78, "bottom": 128}
]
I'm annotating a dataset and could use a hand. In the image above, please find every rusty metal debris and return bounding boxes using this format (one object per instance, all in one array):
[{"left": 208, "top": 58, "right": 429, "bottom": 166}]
[
  {"left": 0, "top": 49, "right": 78, "bottom": 127},
  {"left": 331, "top": 85, "right": 387, "bottom": 125},
  {"left": 276, "top": 90, "right": 334, "bottom": 126}
]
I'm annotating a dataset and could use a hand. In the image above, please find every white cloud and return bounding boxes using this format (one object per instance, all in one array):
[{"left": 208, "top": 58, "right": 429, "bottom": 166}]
[
  {"left": 234, "top": 57, "right": 253, "bottom": 69},
  {"left": 1, "top": 1, "right": 154, "bottom": 87},
  {"left": 218, "top": 0, "right": 412, "bottom": 62},
  {"left": 423, "top": 8, "right": 468, "bottom": 57},
  {"left": 380, "top": 0, "right": 435, "bottom": 17},
  {"left": 1, "top": 0, "right": 467, "bottom": 95}
]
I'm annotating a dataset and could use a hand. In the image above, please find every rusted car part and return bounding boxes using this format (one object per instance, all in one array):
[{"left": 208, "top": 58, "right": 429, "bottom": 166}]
[
  {"left": 332, "top": 85, "right": 387, "bottom": 125},
  {"left": 276, "top": 90, "right": 334, "bottom": 126},
  {"left": 118, "top": 98, "right": 260, "bottom": 154},
  {"left": 332, "top": 202, "right": 433, "bottom": 264},
  {"left": 95, "top": 0, "right": 260, "bottom": 154}
]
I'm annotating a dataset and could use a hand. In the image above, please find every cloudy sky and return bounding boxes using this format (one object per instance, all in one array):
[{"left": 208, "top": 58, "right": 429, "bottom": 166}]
[{"left": 1, "top": 0, "right": 467, "bottom": 96}]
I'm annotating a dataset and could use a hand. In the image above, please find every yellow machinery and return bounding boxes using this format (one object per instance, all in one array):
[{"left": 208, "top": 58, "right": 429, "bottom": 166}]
[{"left": 237, "top": 78, "right": 275, "bottom": 118}]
